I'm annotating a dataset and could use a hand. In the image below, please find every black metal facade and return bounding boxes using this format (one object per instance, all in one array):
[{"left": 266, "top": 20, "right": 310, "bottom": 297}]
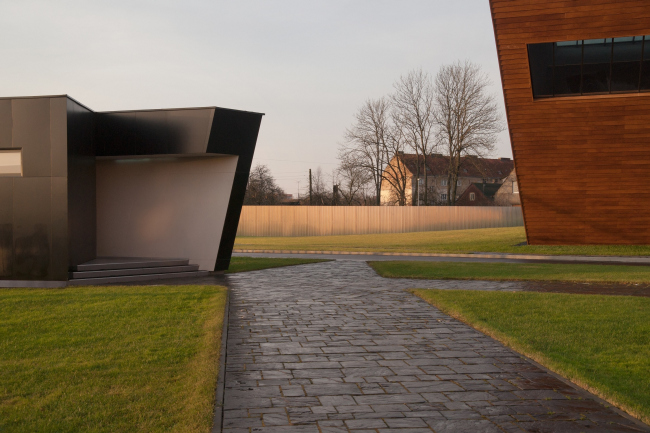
[{"left": 0, "top": 95, "right": 263, "bottom": 282}]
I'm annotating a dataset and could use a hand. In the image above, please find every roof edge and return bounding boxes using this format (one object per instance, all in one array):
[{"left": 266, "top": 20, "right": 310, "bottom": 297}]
[
  {"left": 0, "top": 94, "right": 264, "bottom": 116},
  {"left": 99, "top": 106, "right": 265, "bottom": 116}
]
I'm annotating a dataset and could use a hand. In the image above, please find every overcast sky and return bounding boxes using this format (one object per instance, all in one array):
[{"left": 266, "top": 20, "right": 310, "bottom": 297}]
[{"left": 0, "top": 0, "right": 510, "bottom": 196}]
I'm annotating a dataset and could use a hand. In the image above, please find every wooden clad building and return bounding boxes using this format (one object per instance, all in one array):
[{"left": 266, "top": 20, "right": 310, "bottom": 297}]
[{"left": 489, "top": 0, "right": 650, "bottom": 244}]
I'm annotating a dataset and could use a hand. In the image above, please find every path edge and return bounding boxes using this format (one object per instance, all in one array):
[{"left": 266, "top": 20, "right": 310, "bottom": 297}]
[
  {"left": 233, "top": 249, "right": 650, "bottom": 265},
  {"left": 211, "top": 288, "right": 231, "bottom": 433}
]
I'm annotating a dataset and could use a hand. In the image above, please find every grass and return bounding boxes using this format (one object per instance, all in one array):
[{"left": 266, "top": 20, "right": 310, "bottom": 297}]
[
  {"left": 0, "top": 285, "right": 227, "bottom": 433},
  {"left": 226, "top": 256, "right": 329, "bottom": 273},
  {"left": 412, "top": 289, "right": 650, "bottom": 424},
  {"left": 235, "top": 226, "right": 650, "bottom": 256},
  {"left": 370, "top": 260, "right": 650, "bottom": 284}
]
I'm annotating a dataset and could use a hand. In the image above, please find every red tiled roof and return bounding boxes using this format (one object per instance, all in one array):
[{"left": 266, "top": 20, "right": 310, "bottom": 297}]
[{"left": 397, "top": 154, "right": 513, "bottom": 179}]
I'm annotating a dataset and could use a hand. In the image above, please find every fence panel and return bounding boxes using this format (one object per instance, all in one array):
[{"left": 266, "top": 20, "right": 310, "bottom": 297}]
[{"left": 236, "top": 206, "right": 524, "bottom": 237}]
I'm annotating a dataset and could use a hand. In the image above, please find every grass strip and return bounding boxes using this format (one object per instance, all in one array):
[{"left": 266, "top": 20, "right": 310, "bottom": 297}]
[
  {"left": 370, "top": 260, "right": 650, "bottom": 284},
  {"left": 235, "top": 226, "right": 650, "bottom": 256},
  {"left": 226, "top": 256, "right": 328, "bottom": 273},
  {"left": 412, "top": 289, "right": 650, "bottom": 424},
  {"left": 0, "top": 285, "right": 227, "bottom": 433}
]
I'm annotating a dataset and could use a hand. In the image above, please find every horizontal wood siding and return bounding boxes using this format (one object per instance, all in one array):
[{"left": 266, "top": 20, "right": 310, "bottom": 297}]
[
  {"left": 236, "top": 206, "right": 524, "bottom": 237},
  {"left": 489, "top": 0, "right": 650, "bottom": 244}
]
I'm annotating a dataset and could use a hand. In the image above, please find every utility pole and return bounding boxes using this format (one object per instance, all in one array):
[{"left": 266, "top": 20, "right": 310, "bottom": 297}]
[
  {"left": 333, "top": 184, "right": 338, "bottom": 206},
  {"left": 309, "top": 169, "right": 313, "bottom": 205}
]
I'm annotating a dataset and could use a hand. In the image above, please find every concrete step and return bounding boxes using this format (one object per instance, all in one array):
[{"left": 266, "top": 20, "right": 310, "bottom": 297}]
[
  {"left": 69, "top": 265, "right": 200, "bottom": 279},
  {"left": 72, "top": 257, "right": 190, "bottom": 272},
  {"left": 68, "top": 270, "right": 210, "bottom": 286}
]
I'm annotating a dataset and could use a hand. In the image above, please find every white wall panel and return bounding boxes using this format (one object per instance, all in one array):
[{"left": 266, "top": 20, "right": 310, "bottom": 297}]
[{"left": 96, "top": 156, "right": 238, "bottom": 270}]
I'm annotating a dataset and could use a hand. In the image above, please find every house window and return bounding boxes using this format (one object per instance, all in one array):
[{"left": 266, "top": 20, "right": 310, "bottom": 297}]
[
  {"left": 457, "top": 180, "right": 461, "bottom": 186},
  {"left": 441, "top": 179, "right": 448, "bottom": 186},
  {"left": 469, "top": 192, "right": 476, "bottom": 201},
  {"left": 512, "top": 181, "right": 519, "bottom": 194},
  {"left": 440, "top": 193, "right": 447, "bottom": 201},
  {"left": 528, "top": 35, "right": 650, "bottom": 98},
  {"left": 0, "top": 149, "right": 22, "bottom": 177},
  {"left": 418, "top": 178, "right": 423, "bottom": 185}
]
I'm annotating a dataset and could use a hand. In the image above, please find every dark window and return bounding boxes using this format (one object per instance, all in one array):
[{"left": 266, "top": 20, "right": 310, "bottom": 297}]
[
  {"left": 528, "top": 34, "right": 650, "bottom": 98},
  {"left": 554, "top": 41, "right": 582, "bottom": 95},
  {"left": 642, "top": 36, "right": 650, "bottom": 91},
  {"left": 582, "top": 39, "right": 611, "bottom": 94},
  {"left": 528, "top": 43, "right": 554, "bottom": 97},
  {"left": 611, "top": 36, "right": 643, "bottom": 92}
]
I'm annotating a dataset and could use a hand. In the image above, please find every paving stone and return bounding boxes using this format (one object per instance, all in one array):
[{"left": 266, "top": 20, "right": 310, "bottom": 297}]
[
  {"left": 220, "top": 260, "right": 650, "bottom": 433},
  {"left": 344, "top": 419, "right": 387, "bottom": 429},
  {"left": 262, "top": 412, "right": 289, "bottom": 425},
  {"left": 318, "top": 395, "right": 357, "bottom": 406}
]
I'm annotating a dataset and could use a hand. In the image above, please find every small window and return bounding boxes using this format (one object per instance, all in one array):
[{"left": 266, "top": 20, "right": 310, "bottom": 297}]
[
  {"left": 457, "top": 180, "right": 461, "bottom": 186},
  {"left": 641, "top": 35, "right": 650, "bottom": 90},
  {"left": 611, "top": 36, "right": 643, "bottom": 92},
  {"left": 441, "top": 179, "right": 448, "bottom": 186},
  {"left": 582, "top": 38, "right": 612, "bottom": 94},
  {"left": 440, "top": 193, "right": 447, "bottom": 201},
  {"left": 469, "top": 192, "right": 476, "bottom": 201},
  {"left": 512, "top": 181, "right": 519, "bottom": 194},
  {"left": 528, "top": 43, "right": 554, "bottom": 97},
  {"left": 554, "top": 40, "right": 583, "bottom": 95},
  {"left": 418, "top": 178, "right": 423, "bottom": 185},
  {"left": 0, "top": 149, "right": 22, "bottom": 177}
]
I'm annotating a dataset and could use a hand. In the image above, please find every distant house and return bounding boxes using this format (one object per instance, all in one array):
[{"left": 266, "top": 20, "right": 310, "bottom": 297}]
[
  {"left": 380, "top": 153, "right": 514, "bottom": 205},
  {"left": 494, "top": 168, "right": 521, "bottom": 207},
  {"left": 456, "top": 183, "right": 502, "bottom": 206}
]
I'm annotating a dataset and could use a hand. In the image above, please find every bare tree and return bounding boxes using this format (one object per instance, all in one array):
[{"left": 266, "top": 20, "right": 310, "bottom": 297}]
[
  {"left": 334, "top": 156, "right": 373, "bottom": 205},
  {"left": 380, "top": 126, "right": 410, "bottom": 206},
  {"left": 243, "top": 164, "right": 286, "bottom": 205},
  {"left": 434, "top": 61, "right": 505, "bottom": 205},
  {"left": 340, "top": 98, "right": 391, "bottom": 205},
  {"left": 392, "top": 69, "right": 437, "bottom": 205}
]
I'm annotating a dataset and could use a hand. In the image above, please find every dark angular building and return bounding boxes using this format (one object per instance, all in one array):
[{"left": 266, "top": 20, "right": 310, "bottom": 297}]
[
  {"left": 489, "top": 0, "right": 650, "bottom": 244},
  {"left": 0, "top": 95, "right": 263, "bottom": 286}
]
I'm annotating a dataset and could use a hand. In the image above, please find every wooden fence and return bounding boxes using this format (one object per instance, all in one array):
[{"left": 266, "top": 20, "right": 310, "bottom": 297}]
[{"left": 236, "top": 206, "right": 524, "bottom": 237}]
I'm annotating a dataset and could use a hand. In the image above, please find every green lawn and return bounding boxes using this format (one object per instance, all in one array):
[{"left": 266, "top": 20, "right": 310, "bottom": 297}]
[
  {"left": 0, "top": 285, "right": 227, "bottom": 433},
  {"left": 235, "top": 226, "right": 650, "bottom": 256},
  {"left": 370, "top": 260, "right": 650, "bottom": 284},
  {"left": 226, "top": 256, "right": 328, "bottom": 273},
  {"left": 412, "top": 289, "right": 650, "bottom": 424}
]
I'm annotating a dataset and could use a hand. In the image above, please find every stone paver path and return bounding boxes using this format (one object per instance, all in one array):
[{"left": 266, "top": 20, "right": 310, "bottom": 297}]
[{"left": 222, "top": 260, "right": 648, "bottom": 432}]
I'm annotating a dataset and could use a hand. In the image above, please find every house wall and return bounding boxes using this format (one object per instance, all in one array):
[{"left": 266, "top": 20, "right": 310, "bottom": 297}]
[
  {"left": 96, "top": 155, "right": 238, "bottom": 270},
  {"left": 423, "top": 176, "right": 502, "bottom": 205},
  {"left": 494, "top": 169, "right": 520, "bottom": 207},
  {"left": 0, "top": 96, "right": 69, "bottom": 284},
  {"left": 490, "top": 0, "right": 650, "bottom": 244}
]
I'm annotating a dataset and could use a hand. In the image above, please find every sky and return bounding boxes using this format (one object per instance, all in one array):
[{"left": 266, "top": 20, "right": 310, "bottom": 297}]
[{"left": 0, "top": 0, "right": 510, "bottom": 197}]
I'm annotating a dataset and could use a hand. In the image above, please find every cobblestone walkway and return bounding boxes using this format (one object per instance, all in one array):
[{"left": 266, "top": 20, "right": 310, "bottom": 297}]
[{"left": 222, "top": 261, "right": 647, "bottom": 433}]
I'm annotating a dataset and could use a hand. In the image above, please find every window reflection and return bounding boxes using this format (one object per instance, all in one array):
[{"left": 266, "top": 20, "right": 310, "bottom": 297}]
[
  {"left": 528, "top": 35, "right": 650, "bottom": 97},
  {"left": 641, "top": 36, "right": 650, "bottom": 91},
  {"left": 582, "top": 39, "right": 611, "bottom": 94},
  {"left": 554, "top": 41, "right": 582, "bottom": 95},
  {"left": 611, "top": 37, "right": 643, "bottom": 92},
  {"left": 528, "top": 44, "right": 554, "bottom": 97}
]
